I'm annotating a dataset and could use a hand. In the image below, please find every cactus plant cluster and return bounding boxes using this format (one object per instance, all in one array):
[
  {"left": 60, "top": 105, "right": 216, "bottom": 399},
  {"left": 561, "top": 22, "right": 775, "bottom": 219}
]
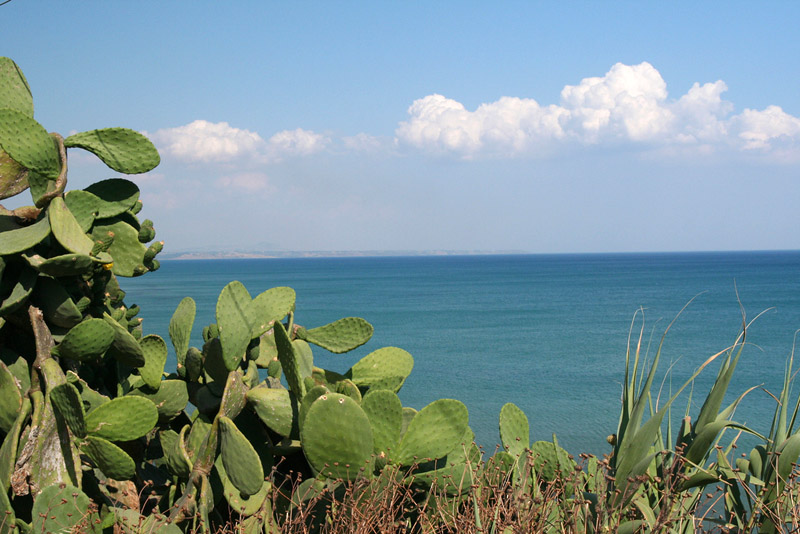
[{"left": 0, "top": 56, "right": 479, "bottom": 533}]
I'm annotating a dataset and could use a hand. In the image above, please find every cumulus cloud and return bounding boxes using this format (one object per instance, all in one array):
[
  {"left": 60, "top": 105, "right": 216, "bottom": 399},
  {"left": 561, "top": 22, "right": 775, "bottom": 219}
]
[
  {"left": 217, "top": 172, "right": 273, "bottom": 193},
  {"left": 395, "top": 62, "right": 800, "bottom": 159},
  {"left": 268, "top": 128, "right": 329, "bottom": 156},
  {"left": 149, "top": 122, "right": 330, "bottom": 163},
  {"left": 150, "top": 120, "right": 265, "bottom": 162}
]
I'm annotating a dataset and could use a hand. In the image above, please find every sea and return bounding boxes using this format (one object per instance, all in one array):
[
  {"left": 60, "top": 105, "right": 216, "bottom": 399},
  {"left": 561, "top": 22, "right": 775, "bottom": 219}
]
[{"left": 119, "top": 251, "right": 800, "bottom": 458}]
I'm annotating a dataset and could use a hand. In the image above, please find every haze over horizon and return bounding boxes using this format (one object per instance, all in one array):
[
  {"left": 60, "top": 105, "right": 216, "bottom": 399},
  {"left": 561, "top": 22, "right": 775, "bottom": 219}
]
[{"left": 4, "top": 2, "right": 799, "bottom": 254}]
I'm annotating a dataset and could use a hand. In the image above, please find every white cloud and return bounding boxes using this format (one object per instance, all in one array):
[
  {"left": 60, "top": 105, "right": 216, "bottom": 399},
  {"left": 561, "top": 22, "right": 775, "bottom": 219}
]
[
  {"left": 732, "top": 105, "right": 800, "bottom": 150},
  {"left": 395, "top": 62, "right": 800, "bottom": 159},
  {"left": 268, "top": 128, "right": 329, "bottom": 156},
  {"left": 150, "top": 120, "right": 265, "bottom": 162},
  {"left": 342, "top": 133, "right": 384, "bottom": 151},
  {"left": 216, "top": 172, "right": 273, "bottom": 193}
]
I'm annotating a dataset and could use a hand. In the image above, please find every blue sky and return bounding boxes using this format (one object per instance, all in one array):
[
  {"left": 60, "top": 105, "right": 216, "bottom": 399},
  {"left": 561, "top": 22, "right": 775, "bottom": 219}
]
[{"left": 4, "top": 1, "right": 799, "bottom": 253}]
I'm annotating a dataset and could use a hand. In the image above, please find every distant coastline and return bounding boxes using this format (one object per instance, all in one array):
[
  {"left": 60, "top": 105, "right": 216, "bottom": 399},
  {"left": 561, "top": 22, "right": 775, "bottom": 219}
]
[{"left": 160, "top": 250, "right": 528, "bottom": 260}]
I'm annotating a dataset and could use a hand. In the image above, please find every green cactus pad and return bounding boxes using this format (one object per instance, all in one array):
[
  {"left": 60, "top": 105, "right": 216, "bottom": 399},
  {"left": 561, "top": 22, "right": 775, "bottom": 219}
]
[
  {"left": 169, "top": 296, "right": 195, "bottom": 367},
  {"left": 129, "top": 379, "right": 188, "bottom": 423},
  {"left": 138, "top": 334, "right": 167, "bottom": 389},
  {"left": 246, "top": 384, "right": 296, "bottom": 437},
  {"left": 0, "top": 261, "right": 37, "bottom": 315},
  {"left": 499, "top": 402, "right": 530, "bottom": 458},
  {"left": 219, "top": 416, "right": 265, "bottom": 496},
  {"left": 529, "top": 440, "right": 576, "bottom": 482},
  {"left": 293, "top": 339, "right": 314, "bottom": 378},
  {"left": 0, "top": 57, "right": 33, "bottom": 117},
  {"left": 185, "top": 346, "right": 203, "bottom": 382},
  {"left": 186, "top": 414, "right": 213, "bottom": 463},
  {"left": 50, "top": 382, "right": 87, "bottom": 438},
  {"left": 0, "top": 178, "right": 28, "bottom": 212},
  {"left": 63, "top": 189, "right": 100, "bottom": 231},
  {"left": 31, "top": 484, "right": 97, "bottom": 534},
  {"left": 361, "top": 390, "right": 403, "bottom": 456},
  {"left": 249, "top": 286, "right": 296, "bottom": 336},
  {"left": 81, "top": 435, "right": 136, "bottom": 480},
  {"left": 85, "top": 395, "right": 158, "bottom": 441},
  {"left": 273, "top": 320, "right": 306, "bottom": 398},
  {"left": 49, "top": 196, "right": 97, "bottom": 255},
  {"left": 216, "top": 281, "right": 253, "bottom": 371},
  {"left": 0, "top": 109, "right": 60, "bottom": 179},
  {"left": 0, "top": 212, "right": 50, "bottom": 254},
  {"left": 299, "top": 384, "right": 329, "bottom": 430},
  {"left": 296, "top": 317, "right": 373, "bottom": 354},
  {"left": 202, "top": 337, "right": 229, "bottom": 385},
  {"left": 0, "top": 148, "right": 29, "bottom": 200},
  {"left": 66, "top": 372, "right": 109, "bottom": 414},
  {"left": 36, "top": 253, "right": 96, "bottom": 277},
  {"left": 215, "top": 455, "right": 270, "bottom": 516},
  {"left": 301, "top": 392, "right": 375, "bottom": 480},
  {"left": 252, "top": 329, "right": 278, "bottom": 367},
  {"left": 394, "top": 399, "right": 469, "bottom": 466},
  {"left": 160, "top": 428, "right": 192, "bottom": 478},
  {"left": 91, "top": 217, "right": 148, "bottom": 277},
  {"left": 32, "top": 275, "right": 82, "bottom": 328},
  {"left": 335, "top": 378, "right": 362, "bottom": 403},
  {"left": 0, "top": 397, "right": 29, "bottom": 493},
  {"left": 401, "top": 407, "right": 417, "bottom": 438},
  {"left": 347, "top": 346, "right": 414, "bottom": 393},
  {"left": 103, "top": 312, "right": 146, "bottom": 367},
  {"left": 0, "top": 361, "right": 22, "bottom": 433},
  {"left": 83, "top": 178, "right": 141, "bottom": 218},
  {"left": 64, "top": 128, "right": 160, "bottom": 174},
  {"left": 219, "top": 370, "right": 249, "bottom": 421},
  {"left": 57, "top": 318, "right": 115, "bottom": 362}
]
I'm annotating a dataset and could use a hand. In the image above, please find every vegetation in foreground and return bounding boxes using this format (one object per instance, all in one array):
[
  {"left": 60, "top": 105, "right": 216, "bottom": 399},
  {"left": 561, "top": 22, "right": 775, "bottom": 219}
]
[{"left": 1, "top": 56, "right": 800, "bottom": 533}]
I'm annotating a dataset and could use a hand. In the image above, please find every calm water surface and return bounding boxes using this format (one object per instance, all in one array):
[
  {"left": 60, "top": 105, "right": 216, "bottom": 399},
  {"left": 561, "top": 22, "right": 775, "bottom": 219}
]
[{"left": 121, "top": 252, "right": 800, "bottom": 456}]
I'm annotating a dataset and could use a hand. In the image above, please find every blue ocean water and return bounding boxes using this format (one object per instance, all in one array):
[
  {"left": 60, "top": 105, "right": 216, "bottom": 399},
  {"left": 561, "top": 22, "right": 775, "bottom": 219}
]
[{"left": 120, "top": 252, "right": 800, "bottom": 457}]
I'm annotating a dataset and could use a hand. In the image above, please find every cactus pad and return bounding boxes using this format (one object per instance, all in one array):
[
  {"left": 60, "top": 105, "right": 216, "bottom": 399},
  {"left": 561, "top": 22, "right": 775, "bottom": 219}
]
[
  {"left": 0, "top": 362, "right": 22, "bottom": 433},
  {"left": 499, "top": 402, "right": 530, "bottom": 458},
  {"left": 249, "top": 286, "right": 295, "bottom": 336},
  {"left": 361, "top": 389, "right": 403, "bottom": 456},
  {"left": 33, "top": 275, "right": 82, "bottom": 328},
  {"left": 394, "top": 399, "right": 469, "bottom": 466},
  {"left": 130, "top": 379, "right": 189, "bottom": 423},
  {"left": 31, "top": 484, "right": 97, "bottom": 534},
  {"left": 103, "top": 312, "right": 146, "bottom": 367},
  {"left": 216, "top": 281, "right": 253, "bottom": 371},
  {"left": 138, "top": 334, "right": 167, "bottom": 389},
  {"left": 64, "top": 128, "right": 160, "bottom": 174},
  {"left": 85, "top": 395, "right": 158, "bottom": 441},
  {"left": 348, "top": 346, "right": 414, "bottom": 393},
  {"left": 0, "top": 57, "right": 33, "bottom": 117},
  {"left": 296, "top": 317, "right": 373, "bottom": 353},
  {"left": 57, "top": 318, "right": 115, "bottom": 362},
  {"left": 63, "top": 189, "right": 100, "bottom": 231},
  {"left": 50, "top": 382, "right": 87, "bottom": 438},
  {"left": 301, "top": 393, "right": 374, "bottom": 480},
  {"left": 169, "top": 296, "right": 196, "bottom": 363},
  {"left": 0, "top": 211, "right": 50, "bottom": 255},
  {"left": 215, "top": 455, "right": 270, "bottom": 516},
  {"left": 36, "top": 253, "right": 96, "bottom": 277},
  {"left": 273, "top": 320, "right": 306, "bottom": 398},
  {"left": 91, "top": 217, "right": 148, "bottom": 277},
  {"left": 0, "top": 109, "right": 60, "bottom": 179},
  {"left": 81, "top": 435, "right": 136, "bottom": 480},
  {"left": 246, "top": 384, "right": 296, "bottom": 437},
  {"left": 219, "top": 416, "right": 265, "bottom": 496}
]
